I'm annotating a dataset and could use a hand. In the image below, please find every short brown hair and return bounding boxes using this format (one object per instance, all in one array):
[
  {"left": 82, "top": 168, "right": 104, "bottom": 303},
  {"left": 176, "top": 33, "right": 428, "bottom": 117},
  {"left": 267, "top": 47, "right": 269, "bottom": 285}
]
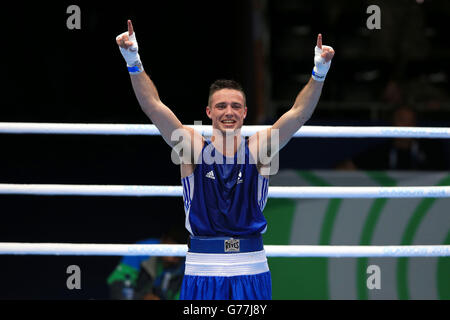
[{"left": 208, "top": 79, "right": 246, "bottom": 106}]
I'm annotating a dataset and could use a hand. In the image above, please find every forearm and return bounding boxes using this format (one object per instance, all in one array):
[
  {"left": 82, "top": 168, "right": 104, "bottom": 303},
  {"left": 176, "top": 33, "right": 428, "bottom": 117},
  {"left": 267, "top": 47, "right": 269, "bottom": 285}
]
[
  {"left": 116, "top": 21, "right": 188, "bottom": 149},
  {"left": 264, "top": 34, "right": 333, "bottom": 154},
  {"left": 130, "top": 71, "right": 162, "bottom": 114},
  {"left": 291, "top": 78, "right": 324, "bottom": 122}
]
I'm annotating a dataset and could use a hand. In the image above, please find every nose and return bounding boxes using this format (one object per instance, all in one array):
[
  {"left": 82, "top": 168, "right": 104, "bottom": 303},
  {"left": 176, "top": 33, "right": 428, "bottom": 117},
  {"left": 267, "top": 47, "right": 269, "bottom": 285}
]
[{"left": 224, "top": 105, "right": 234, "bottom": 117}]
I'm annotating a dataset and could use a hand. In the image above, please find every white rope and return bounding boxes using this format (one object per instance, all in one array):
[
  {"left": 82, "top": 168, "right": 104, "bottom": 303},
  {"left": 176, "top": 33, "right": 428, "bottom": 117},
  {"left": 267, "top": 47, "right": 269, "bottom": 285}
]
[
  {"left": 0, "top": 184, "right": 183, "bottom": 197},
  {"left": 1, "top": 184, "right": 450, "bottom": 198},
  {"left": 1, "top": 122, "right": 450, "bottom": 138},
  {"left": 0, "top": 243, "right": 448, "bottom": 257}
]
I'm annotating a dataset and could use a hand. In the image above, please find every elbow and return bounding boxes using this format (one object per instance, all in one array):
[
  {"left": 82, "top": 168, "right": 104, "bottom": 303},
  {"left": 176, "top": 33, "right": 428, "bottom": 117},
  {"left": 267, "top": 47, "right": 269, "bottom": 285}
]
[
  {"left": 140, "top": 104, "right": 154, "bottom": 118},
  {"left": 291, "top": 106, "right": 312, "bottom": 124},
  {"left": 140, "top": 99, "right": 161, "bottom": 116},
  {"left": 297, "top": 112, "right": 312, "bottom": 125}
]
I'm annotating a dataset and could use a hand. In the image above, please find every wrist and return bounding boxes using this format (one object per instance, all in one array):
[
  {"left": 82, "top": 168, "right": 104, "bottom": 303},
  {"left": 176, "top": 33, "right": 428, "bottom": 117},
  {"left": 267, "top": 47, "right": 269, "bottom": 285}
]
[
  {"left": 127, "top": 61, "right": 144, "bottom": 75},
  {"left": 311, "top": 67, "right": 326, "bottom": 82}
]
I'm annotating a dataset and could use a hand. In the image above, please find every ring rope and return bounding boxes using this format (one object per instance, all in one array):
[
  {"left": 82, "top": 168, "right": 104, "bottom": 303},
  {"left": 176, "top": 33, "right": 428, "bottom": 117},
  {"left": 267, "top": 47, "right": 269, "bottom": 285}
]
[
  {"left": 1, "top": 122, "right": 450, "bottom": 138},
  {"left": 0, "top": 243, "right": 448, "bottom": 257},
  {"left": 1, "top": 123, "right": 448, "bottom": 259},
  {"left": 1, "top": 184, "right": 450, "bottom": 198}
]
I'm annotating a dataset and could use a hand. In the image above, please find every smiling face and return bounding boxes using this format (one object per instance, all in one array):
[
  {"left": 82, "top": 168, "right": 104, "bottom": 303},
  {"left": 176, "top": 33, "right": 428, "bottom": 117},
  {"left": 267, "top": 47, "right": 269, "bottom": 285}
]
[{"left": 206, "top": 88, "right": 247, "bottom": 134}]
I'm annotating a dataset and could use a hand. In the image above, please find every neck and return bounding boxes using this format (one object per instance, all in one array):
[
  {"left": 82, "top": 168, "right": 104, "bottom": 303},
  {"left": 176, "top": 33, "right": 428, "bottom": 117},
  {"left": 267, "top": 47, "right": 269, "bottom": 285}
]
[{"left": 211, "top": 129, "right": 242, "bottom": 157}]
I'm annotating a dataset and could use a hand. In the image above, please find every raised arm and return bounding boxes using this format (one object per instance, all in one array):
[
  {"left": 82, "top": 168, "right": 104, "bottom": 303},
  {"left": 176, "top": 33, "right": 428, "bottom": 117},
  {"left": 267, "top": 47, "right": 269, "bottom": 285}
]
[
  {"left": 116, "top": 20, "right": 203, "bottom": 159},
  {"left": 249, "top": 34, "right": 335, "bottom": 167},
  {"left": 129, "top": 71, "right": 185, "bottom": 148}
]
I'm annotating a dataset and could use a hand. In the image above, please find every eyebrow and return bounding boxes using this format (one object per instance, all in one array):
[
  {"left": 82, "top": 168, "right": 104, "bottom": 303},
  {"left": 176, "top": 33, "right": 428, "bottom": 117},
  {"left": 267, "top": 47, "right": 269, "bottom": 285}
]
[{"left": 215, "top": 102, "right": 243, "bottom": 108}]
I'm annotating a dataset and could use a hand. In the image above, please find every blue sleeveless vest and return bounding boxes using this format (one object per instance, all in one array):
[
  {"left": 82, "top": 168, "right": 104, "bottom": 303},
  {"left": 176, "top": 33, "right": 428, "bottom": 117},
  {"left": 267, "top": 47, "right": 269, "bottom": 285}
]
[{"left": 181, "top": 137, "right": 268, "bottom": 237}]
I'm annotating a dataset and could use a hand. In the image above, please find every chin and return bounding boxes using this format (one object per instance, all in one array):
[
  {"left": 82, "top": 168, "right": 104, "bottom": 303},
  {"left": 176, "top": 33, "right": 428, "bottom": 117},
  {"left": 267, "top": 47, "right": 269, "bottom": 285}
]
[
  {"left": 212, "top": 123, "right": 243, "bottom": 136},
  {"left": 222, "top": 126, "right": 242, "bottom": 135}
]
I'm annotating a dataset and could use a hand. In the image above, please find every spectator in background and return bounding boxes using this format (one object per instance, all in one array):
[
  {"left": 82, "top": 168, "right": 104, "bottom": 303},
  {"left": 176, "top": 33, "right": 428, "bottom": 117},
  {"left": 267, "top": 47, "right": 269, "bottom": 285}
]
[
  {"left": 107, "top": 224, "right": 187, "bottom": 300},
  {"left": 338, "top": 105, "right": 448, "bottom": 171}
]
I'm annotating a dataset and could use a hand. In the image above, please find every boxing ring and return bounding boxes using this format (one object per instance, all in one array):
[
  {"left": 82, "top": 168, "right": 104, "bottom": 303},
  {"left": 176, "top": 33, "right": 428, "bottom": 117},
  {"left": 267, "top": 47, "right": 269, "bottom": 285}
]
[{"left": 0, "top": 122, "right": 449, "bottom": 259}]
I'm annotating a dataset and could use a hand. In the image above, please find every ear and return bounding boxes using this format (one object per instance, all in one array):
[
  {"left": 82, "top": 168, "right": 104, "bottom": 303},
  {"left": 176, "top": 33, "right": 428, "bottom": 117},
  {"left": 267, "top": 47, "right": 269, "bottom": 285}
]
[
  {"left": 243, "top": 106, "right": 248, "bottom": 119},
  {"left": 206, "top": 105, "right": 212, "bottom": 119}
]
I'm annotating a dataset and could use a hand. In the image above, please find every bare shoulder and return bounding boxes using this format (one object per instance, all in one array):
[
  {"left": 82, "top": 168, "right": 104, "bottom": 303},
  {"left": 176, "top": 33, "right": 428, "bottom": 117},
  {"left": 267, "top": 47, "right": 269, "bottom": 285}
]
[
  {"left": 248, "top": 129, "right": 271, "bottom": 179},
  {"left": 186, "top": 125, "right": 205, "bottom": 149},
  {"left": 180, "top": 126, "right": 205, "bottom": 178},
  {"left": 248, "top": 128, "right": 272, "bottom": 156}
]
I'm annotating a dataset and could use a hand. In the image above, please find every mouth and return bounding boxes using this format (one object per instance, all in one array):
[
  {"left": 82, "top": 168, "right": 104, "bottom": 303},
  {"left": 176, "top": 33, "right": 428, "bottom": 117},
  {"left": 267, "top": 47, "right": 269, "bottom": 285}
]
[{"left": 221, "top": 120, "right": 237, "bottom": 128}]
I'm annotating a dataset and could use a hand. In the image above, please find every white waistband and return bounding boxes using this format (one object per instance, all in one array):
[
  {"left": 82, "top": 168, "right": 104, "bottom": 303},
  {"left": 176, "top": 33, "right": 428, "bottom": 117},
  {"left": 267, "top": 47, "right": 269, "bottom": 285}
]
[{"left": 184, "top": 250, "right": 269, "bottom": 277}]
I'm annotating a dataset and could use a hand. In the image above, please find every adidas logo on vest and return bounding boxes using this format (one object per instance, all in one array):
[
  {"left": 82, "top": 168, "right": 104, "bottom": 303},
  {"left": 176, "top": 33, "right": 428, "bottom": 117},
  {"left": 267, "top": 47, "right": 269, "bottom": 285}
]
[{"left": 205, "top": 170, "right": 215, "bottom": 180}]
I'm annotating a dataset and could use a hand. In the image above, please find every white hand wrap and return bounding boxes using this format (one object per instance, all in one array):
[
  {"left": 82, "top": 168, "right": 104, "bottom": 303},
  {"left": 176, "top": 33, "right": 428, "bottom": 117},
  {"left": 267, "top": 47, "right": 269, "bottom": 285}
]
[
  {"left": 312, "top": 45, "right": 332, "bottom": 82},
  {"left": 116, "top": 31, "right": 144, "bottom": 74}
]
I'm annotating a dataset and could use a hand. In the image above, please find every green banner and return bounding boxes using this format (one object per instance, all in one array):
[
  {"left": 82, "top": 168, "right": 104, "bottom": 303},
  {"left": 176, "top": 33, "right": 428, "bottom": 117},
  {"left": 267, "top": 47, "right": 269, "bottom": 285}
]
[{"left": 262, "top": 170, "right": 450, "bottom": 300}]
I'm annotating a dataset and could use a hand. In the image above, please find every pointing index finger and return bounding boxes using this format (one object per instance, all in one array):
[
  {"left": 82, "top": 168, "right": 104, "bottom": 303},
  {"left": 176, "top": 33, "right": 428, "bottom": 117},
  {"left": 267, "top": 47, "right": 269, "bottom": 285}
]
[
  {"left": 128, "top": 20, "right": 134, "bottom": 36},
  {"left": 317, "top": 33, "right": 322, "bottom": 49}
]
